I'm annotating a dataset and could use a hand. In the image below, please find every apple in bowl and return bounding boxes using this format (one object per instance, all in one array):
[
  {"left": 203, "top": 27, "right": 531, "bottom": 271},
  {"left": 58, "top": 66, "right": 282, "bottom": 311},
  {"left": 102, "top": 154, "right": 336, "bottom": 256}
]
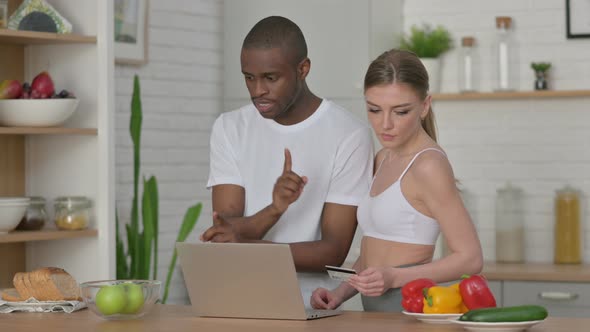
[{"left": 80, "top": 280, "right": 161, "bottom": 320}]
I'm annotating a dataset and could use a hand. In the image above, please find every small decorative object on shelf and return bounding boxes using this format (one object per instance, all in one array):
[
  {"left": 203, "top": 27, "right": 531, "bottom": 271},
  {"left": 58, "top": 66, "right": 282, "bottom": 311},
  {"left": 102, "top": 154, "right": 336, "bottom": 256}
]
[
  {"left": 458, "top": 36, "right": 478, "bottom": 92},
  {"left": 531, "top": 62, "right": 552, "bottom": 90},
  {"left": 493, "top": 16, "right": 517, "bottom": 91},
  {"left": 8, "top": 0, "right": 72, "bottom": 33},
  {"left": 399, "top": 23, "right": 453, "bottom": 93},
  {"left": 0, "top": 0, "right": 8, "bottom": 28}
]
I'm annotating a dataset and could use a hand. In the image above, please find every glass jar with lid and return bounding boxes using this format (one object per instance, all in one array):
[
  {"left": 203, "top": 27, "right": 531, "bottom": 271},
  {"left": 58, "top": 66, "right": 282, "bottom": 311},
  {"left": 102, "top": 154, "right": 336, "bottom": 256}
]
[
  {"left": 16, "top": 196, "right": 48, "bottom": 231},
  {"left": 495, "top": 183, "right": 524, "bottom": 263},
  {"left": 54, "top": 196, "right": 91, "bottom": 230}
]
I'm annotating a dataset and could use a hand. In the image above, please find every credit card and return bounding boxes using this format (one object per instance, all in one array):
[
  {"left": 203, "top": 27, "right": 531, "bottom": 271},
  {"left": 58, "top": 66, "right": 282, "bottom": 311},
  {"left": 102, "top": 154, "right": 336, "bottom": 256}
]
[{"left": 325, "top": 265, "right": 357, "bottom": 281}]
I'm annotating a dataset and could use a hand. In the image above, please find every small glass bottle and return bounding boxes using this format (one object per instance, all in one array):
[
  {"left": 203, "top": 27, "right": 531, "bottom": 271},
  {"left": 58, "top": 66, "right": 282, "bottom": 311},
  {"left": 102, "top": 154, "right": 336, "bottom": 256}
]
[
  {"left": 493, "top": 17, "right": 516, "bottom": 91},
  {"left": 16, "top": 196, "right": 48, "bottom": 231},
  {"left": 495, "top": 183, "right": 524, "bottom": 263},
  {"left": 554, "top": 186, "right": 581, "bottom": 264},
  {"left": 54, "top": 196, "right": 91, "bottom": 230},
  {"left": 459, "top": 36, "right": 477, "bottom": 92}
]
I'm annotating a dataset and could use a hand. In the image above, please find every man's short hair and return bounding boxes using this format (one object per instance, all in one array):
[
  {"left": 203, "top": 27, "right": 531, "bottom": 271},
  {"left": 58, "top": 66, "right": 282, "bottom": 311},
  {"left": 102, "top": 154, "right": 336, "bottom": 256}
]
[{"left": 242, "top": 16, "right": 308, "bottom": 65}]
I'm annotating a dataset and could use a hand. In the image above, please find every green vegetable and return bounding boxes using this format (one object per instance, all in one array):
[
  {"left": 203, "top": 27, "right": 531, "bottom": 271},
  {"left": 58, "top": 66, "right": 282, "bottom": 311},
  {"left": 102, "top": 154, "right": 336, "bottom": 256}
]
[{"left": 459, "top": 305, "right": 548, "bottom": 322}]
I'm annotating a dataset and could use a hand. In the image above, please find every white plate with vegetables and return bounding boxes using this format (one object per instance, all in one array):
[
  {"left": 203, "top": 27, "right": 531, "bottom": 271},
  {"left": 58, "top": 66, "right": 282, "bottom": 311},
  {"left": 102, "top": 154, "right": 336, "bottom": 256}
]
[
  {"left": 401, "top": 311, "right": 462, "bottom": 324},
  {"left": 451, "top": 305, "right": 548, "bottom": 331},
  {"left": 450, "top": 319, "right": 545, "bottom": 332}
]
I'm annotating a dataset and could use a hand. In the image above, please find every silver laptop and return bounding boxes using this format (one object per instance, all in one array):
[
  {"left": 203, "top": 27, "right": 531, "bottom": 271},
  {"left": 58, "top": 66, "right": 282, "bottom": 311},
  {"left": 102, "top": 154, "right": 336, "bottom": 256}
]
[{"left": 176, "top": 242, "right": 341, "bottom": 320}]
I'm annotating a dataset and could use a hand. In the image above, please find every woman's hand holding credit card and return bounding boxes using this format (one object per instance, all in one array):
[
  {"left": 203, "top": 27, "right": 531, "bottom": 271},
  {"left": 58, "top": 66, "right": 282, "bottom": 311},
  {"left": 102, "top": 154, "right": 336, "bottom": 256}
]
[{"left": 325, "top": 265, "right": 357, "bottom": 281}]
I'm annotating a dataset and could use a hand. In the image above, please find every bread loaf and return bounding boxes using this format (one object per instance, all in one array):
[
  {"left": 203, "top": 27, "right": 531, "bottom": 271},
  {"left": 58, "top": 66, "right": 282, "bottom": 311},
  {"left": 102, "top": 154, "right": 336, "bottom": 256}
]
[
  {"left": 2, "top": 267, "right": 81, "bottom": 302},
  {"left": 1, "top": 288, "right": 24, "bottom": 302}
]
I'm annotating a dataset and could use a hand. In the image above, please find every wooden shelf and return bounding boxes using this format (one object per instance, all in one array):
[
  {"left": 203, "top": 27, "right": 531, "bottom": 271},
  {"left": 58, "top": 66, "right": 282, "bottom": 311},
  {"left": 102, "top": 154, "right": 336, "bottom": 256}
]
[
  {"left": 483, "top": 262, "right": 590, "bottom": 282},
  {"left": 432, "top": 90, "right": 590, "bottom": 101},
  {"left": 0, "top": 229, "right": 98, "bottom": 243},
  {"left": 0, "top": 29, "right": 96, "bottom": 45},
  {"left": 0, "top": 127, "right": 97, "bottom": 135}
]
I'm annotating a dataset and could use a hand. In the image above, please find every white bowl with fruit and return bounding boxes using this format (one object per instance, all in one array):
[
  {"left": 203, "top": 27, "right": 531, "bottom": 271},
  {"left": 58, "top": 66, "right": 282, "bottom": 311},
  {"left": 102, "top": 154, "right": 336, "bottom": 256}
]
[
  {"left": 0, "top": 72, "right": 78, "bottom": 127},
  {"left": 80, "top": 280, "right": 161, "bottom": 320}
]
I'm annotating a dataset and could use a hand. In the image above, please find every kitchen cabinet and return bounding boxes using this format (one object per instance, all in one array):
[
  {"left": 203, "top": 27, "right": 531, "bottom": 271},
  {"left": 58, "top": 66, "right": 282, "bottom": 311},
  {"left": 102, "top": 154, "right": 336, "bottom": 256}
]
[
  {"left": 0, "top": 0, "right": 114, "bottom": 288},
  {"left": 503, "top": 281, "right": 590, "bottom": 318},
  {"left": 483, "top": 263, "right": 590, "bottom": 317}
]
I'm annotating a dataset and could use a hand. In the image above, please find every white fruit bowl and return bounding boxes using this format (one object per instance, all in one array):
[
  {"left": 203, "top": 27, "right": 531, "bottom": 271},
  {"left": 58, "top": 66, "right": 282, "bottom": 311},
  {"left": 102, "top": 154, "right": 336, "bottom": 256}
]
[
  {"left": 0, "top": 99, "right": 79, "bottom": 127},
  {"left": 0, "top": 197, "right": 30, "bottom": 233}
]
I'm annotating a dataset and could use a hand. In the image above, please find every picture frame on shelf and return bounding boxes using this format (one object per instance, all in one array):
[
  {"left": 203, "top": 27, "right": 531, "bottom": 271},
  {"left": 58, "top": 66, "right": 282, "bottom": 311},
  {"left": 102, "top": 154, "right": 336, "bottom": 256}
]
[
  {"left": 114, "top": 0, "right": 148, "bottom": 65},
  {"left": 566, "top": 0, "right": 590, "bottom": 39},
  {"left": 0, "top": 0, "right": 7, "bottom": 29}
]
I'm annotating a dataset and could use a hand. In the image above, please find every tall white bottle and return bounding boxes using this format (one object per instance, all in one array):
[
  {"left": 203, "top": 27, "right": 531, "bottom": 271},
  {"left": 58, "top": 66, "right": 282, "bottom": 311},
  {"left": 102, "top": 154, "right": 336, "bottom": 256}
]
[
  {"left": 494, "top": 17, "right": 516, "bottom": 91},
  {"left": 459, "top": 36, "right": 477, "bottom": 92}
]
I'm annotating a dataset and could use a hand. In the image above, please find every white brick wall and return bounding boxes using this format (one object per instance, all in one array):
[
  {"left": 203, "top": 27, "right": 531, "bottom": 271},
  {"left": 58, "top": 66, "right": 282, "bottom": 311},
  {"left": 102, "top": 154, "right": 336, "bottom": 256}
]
[
  {"left": 404, "top": 1, "right": 590, "bottom": 262},
  {"left": 112, "top": 1, "right": 590, "bottom": 305},
  {"left": 115, "top": 0, "right": 222, "bottom": 304}
]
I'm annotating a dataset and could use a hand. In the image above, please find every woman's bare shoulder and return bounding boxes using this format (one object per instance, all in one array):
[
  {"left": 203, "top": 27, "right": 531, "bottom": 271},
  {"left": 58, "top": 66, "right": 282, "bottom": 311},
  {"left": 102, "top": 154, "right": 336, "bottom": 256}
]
[{"left": 410, "top": 147, "right": 454, "bottom": 183}]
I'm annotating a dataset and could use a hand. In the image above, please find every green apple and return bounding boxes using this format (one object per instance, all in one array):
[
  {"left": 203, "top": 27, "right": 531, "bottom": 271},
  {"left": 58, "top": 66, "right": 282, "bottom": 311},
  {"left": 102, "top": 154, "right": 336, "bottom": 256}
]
[
  {"left": 95, "top": 285, "right": 127, "bottom": 315},
  {"left": 121, "top": 283, "right": 145, "bottom": 314}
]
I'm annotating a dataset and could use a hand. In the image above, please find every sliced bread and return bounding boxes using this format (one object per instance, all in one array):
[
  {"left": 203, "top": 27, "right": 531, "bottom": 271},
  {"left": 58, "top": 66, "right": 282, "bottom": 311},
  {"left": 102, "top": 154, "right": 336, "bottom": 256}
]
[
  {"left": 8, "top": 267, "right": 81, "bottom": 302},
  {"left": 1, "top": 288, "right": 23, "bottom": 302},
  {"left": 13, "top": 272, "right": 34, "bottom": 301},
  {"left": 30, "top": 268, "right": 52, "bottom": 301},
  {"left": 38, "top": 267, "right": 81, "bottom": 301}
]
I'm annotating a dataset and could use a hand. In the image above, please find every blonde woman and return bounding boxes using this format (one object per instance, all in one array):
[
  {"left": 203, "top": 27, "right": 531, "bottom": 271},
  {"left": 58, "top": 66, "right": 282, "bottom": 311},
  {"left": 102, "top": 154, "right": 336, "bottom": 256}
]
[{"left": 311, "top": 49, "right": 483, "bottom": 312}]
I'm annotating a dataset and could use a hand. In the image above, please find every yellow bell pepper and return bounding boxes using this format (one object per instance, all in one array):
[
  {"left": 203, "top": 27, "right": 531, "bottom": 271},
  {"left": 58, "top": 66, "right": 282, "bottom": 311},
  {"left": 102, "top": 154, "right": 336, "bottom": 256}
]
[
  {"left": 422, "top": 285, "right": 464, "bottom": 314},
  {"left": 450, "top": 283, "right": 469, "bottom": 313}
]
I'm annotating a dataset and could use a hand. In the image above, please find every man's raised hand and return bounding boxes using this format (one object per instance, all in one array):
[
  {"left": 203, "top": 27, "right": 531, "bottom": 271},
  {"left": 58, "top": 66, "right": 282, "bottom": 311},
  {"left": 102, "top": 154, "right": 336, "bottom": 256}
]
[{"left": 271, "top": 149, "right": 308, "bottom": 214}]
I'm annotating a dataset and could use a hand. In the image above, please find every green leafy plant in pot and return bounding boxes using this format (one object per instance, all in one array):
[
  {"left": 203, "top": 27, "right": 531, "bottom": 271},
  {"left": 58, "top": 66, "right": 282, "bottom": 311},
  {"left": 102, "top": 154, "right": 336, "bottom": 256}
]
[
  {"left": 116, "top": 75, "right": 202, "bottom": 304},
  {"left": 399, "top": 24, "right": 453, "bottom": 93},
  {"left": 530, "top": 62, "right": 551, "bottom": 90}
]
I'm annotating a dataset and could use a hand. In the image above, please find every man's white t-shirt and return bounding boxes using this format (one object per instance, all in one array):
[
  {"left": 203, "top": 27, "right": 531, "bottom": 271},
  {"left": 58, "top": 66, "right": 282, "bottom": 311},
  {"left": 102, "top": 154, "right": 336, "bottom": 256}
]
[{"left": 207, "top": 99, "right": 374, "bottom": 307}]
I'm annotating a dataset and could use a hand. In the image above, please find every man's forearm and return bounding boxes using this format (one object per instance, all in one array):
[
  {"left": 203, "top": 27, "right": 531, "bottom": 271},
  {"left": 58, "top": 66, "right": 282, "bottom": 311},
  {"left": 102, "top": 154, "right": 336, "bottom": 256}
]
[
  {"left": 288, "top": 240, "right": 349, "bottom": 272},
  {"left": 222, "top": 204, "right": 283, "bottom": 240}
]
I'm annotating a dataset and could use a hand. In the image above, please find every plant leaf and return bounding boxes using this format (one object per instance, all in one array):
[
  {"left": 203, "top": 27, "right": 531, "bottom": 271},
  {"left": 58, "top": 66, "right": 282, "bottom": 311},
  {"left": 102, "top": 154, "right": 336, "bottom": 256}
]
[
  {"left": 137, "top": 232, "right": 145, "bottom": 280},
  {"left": 399, "top": 24, "right": 452, "bottom": 58},
  {"left": 176, "top": 203, "right": 202, "bottom": 243},
  {"left": 130, "top": 74, "right": 142, "bottom": 279},
  {"left": 115, "top": 208, "right": 128, "bottom": 279},
  {"left": 125, "top": 222, "right": 137, "bottom": 278},
  {"left": 162, "top": 203, "right": 202, "bottom": 303},
  {"left": 148, "top": 177, "right": 159, "bottom": 280},
  {"left": 142, "top": 176, "right": 158, "bottom": 280}
]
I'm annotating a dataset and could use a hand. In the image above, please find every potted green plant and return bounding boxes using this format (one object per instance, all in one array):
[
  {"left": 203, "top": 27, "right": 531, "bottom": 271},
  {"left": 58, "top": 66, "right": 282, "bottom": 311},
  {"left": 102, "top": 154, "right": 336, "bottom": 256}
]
[
  {"left": 530, "top": 62, "right": 551, "bottom": 90},
  {"left": 116, "top": 75, "right": 202, "bottom": 304},
  {"left": 399, "top": 24, "right": 453, "bottom": 92}
]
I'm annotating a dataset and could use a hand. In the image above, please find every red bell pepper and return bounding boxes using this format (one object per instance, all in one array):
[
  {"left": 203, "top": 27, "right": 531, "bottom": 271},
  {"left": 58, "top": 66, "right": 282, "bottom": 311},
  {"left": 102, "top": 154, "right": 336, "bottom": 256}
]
[
  {"left": 459, "top": 274, "right": 497, "bottom": 310},
  {"left": 401, "top": 278, "right": 436, "bottom": 313}
]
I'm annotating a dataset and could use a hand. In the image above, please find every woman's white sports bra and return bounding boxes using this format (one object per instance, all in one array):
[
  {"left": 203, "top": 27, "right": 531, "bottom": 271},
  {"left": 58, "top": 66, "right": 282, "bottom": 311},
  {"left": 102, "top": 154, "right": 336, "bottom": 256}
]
[{"left": 356, "top": 148, "right": 445, "bottom": 245}]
